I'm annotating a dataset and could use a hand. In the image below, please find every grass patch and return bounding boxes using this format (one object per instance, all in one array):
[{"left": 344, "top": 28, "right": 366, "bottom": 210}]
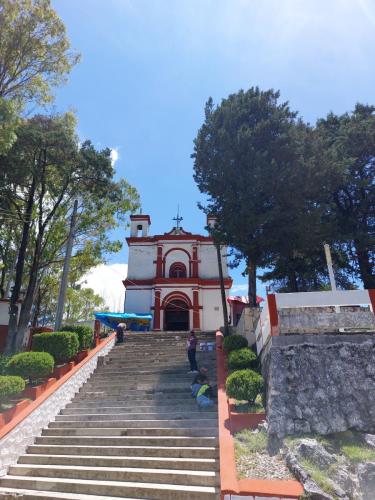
[
  {"left": 300, "top": 459, "right": 338, "bottom": 498},
  {"left": 234, "top": 428, "right": 268, "bottom": 456},
  {"left": 340, "top": 444, "right": 375, "bottom": 463},
  {"left": 234, "top": 394, "right": 265, "bottom": 413}
]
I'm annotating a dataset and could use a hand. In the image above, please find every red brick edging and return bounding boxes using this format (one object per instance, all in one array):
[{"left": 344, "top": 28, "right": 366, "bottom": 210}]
[
  {"left": 216, "top": 331, "right": 303, "bottom": 499},
  {"left": 0, "top": 334, "right": 116, "bottom": 440}
]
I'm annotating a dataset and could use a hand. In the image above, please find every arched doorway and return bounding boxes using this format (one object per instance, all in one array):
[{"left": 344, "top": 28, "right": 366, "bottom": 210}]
[{"left": 164, "top": 299, "right": 189, "bottom": 331}]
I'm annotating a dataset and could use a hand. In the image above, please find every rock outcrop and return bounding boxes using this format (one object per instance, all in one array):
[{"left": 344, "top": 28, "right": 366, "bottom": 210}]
[{"left": 265, "top": 334, "right": 375, "bottom": 439}]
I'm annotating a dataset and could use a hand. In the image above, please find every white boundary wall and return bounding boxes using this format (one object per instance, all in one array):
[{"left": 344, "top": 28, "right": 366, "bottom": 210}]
[
  {"left": 256, "top": 289, "right": 374, "bottom": 355},
  {"left": 0, "top": 337, "right": 115, "bottom": 476}
]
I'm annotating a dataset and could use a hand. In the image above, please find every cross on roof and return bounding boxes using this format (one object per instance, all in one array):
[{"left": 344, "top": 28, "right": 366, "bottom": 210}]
[{"left": 173, "top": 206, "right": 183, "bottom": 229}]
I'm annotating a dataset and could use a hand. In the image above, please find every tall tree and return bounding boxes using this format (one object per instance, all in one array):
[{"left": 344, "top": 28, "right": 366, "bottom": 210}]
[
  {"left": 193, "top": 87, "right": 300, "bottom": 305},
  {"left": 0, "top": 0, "right": 79, "bottom": 153},
  {"left": 1, "top": 114, "right": 139, "bottom": 353},
  {"left": 0, "top": 0, "right": 79, "bottom": 103},
  {"left": 316, "top": 104, "right": 375, "bottom": 288}
]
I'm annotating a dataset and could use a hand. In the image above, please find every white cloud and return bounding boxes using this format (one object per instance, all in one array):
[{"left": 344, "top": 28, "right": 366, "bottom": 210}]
[
  {"left": 80, "top": 263, "right": 128, "bottom": 312},
  {"left": 110, "top": 148, "right": 119, "bottom": 166},
  {"left": 230, "top": 283, "right": 248, "bottom": 295}
]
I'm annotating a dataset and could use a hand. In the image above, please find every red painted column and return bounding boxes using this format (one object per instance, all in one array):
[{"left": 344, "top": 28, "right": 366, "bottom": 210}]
[
  {"left": 369, "top": 289, "right": 375, "bottom": 316},
  {"left": 192, "top": 246, "right": 198, "bottom": 278},
  {"left": 193, "top": 289, "right": 200, "bottom": 330},
  {"left": 153, "top": 289, "right": 161, "bottom": 330},
  {"left": 267, "top": 293, "right": 279, "bottom": 336},
  {"left": 156, "top": 245, "right": 163, "bottom": 278}
]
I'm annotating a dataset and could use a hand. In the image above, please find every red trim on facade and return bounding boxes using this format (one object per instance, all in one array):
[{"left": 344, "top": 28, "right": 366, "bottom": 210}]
[
  {"left": 368, "top": 289, "right": 375, "bottom": 316},
  {"left": 169, "top": 262, "right": 187, "bottom": 278},
  {"left": 123, "top": 277, "right": 232, "bottom": 287},
  {"left": 267, "top": 293, "right": 280, "bottom": 337},
  {"left": 192, "top": 246, "right": 198, "bottom": 278},
  {"left": 126, "top": 234, "right": 213, "bottom": 244},
  {"left": 153, "top": 290, "right": 161, "bottom": 330},
  {"left": 193, "top": 289, "right": 200, "bottom": 330},
  {"left": 130, "top": 214, "right": 151, "bottom": 224},
  {"left": 162, "top": 247, "right": 192, "bottom": 278},
  {"left": 156, "top": 245, "right": 163, "bottom": 278},
  {"left": 161, "top": 291, "right": 193, "bottom": 310}
]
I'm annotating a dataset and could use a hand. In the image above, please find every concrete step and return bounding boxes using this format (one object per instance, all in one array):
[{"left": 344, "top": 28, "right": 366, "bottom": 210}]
[
  {"left": 18, "top": 454, "right": 219, "bottom": 471},
  {"left": 34, "top": 436, "right": 218, "bottom": 447},
  {"left": 49, "top": 419, "right": 218, "bottom": 429},
  {"left": 0, "top": 488, "right": 148, "bottom": 500},
  {"left": 0, "top": 476, "right": 218, "bottom": 499},
  {"left": 93, "top": 371, "right": 216, "bottom": 379},
  {"left": 27, "top": 445, "right": 218, "bottom": 459},
  {"left": 43, "top": 427, "right": 218, "bottom": 437},
  {"left": 55, "top": 412, "right": 216, "bottom": 421},
  {"left": 65, "top": 399, "right": 200, "bottom": 408},
  {"left": 61, "top": 405, "right": 201, "bottom": 415},
  {"left": 8, "top": 464, "right": 218, "bottom": 487},
  {"left": 69, "top": 395, "right": 203, "bottom": 404},
  {"left": 83, "top": 382, "right": 197, "bottom": 390}
]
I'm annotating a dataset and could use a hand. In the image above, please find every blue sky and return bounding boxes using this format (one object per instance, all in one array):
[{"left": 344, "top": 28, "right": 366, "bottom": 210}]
[{"left": 52, "top": 0, "right": 375, "bottom": 299}]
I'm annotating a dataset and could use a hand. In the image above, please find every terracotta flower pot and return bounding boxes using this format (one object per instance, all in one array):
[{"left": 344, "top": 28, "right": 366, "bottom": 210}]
[
  {"left": 52, "top": 362, "right": 74, "bottom": 380},
  {"left": 74, "top": 350, "right": 89, "bottom": 364},
  {"left": 22, "top": 377, "right": 57, "bottom": 400}
]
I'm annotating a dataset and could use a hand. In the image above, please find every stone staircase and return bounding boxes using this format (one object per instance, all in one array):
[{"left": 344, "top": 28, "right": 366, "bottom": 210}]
[{"left": 0, "top": 331, "right": 219, "bottom": 499}]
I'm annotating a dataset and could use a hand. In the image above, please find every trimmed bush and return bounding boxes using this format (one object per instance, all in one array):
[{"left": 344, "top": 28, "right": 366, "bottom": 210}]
[
  {"left": 32, "top": 332, "right": 79, "bottom": 364},
  {"left": 7, "top": 352, "right": 54, "bottom": 383},
  {"left": 0, "top": 375, "right": 26, "bottom": 406},
  {"left": 60, "top": 325, "right": 93, "bottom": 351},
  {"left": 225, "top": 369, "right": 263, "bottom": 404},
  {"left": 0, "top": 354, "right": 10, "bottom": 375},
  {"left": 223, "top": 334, "right": 248, "bottom": 352},
  {"left": 228, "top": 348, "right": 258, "bottom": 371}
]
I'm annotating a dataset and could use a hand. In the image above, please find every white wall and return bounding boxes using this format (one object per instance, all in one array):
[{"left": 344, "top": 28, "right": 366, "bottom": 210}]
[
  {"left": 124, "top": 289, "right": 153, "bottom": 314},
  {"left": 127, "top": 245, "right": 156, "bottom": 279},
  {"left": 201, "top": 289, "right": 223, "bottom": 331},
  {"left": 164, "top": 248, "right": 190, "bottom": 277},
  {"left": 199, "top": 244, "right": 228, "bottom": 279}
]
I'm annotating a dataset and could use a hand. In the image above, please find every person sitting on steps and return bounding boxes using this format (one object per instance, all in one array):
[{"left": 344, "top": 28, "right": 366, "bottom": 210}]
[
  {"left": 191, "top": 370, "right": 208, "bottom": 398},
  {"left": 186, "top": 330, "right": 198, "bottom": 374},
  {"left": 196, "top": 381, "right": 214, "bottom": 408}
]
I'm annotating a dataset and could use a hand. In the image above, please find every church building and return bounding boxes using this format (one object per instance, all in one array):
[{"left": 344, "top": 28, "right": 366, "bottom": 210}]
[{"left": 123, "top": 214, "right": 232, "bottom": 331}]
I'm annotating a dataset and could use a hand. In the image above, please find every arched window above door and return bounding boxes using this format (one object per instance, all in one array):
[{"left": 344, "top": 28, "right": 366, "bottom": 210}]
[{"left": 169, "top": 262, "right": 187, "bottom": 278}]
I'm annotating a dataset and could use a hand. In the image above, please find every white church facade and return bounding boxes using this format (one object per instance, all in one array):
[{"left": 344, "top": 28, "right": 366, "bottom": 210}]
[{"left": 123, "top": 214, "right": 232, "bottom": 331}]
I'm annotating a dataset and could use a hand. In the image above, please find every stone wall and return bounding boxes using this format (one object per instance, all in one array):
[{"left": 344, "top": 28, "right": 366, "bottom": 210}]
[
  {"left": 0, "top": 337, "right": 115, "bottom": 476},
  {"left": 278, "top": 306, "right": 375, "bottom": 334},
  {"left": 264, "top": 334, "right": 375, "bottom": 440}
]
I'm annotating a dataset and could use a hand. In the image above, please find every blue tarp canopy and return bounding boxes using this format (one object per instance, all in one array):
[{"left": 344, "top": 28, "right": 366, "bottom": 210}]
[{"left": 94, "top": 312, "right": 153, "bottom": 330}]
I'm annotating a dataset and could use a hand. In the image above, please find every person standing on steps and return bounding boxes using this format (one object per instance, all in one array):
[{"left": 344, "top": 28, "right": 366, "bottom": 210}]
[
  {"left": 186, "top": 330, "right": 198, "bottom": 373},
  {"left": 116, "top": 322, "right": 126, "bottom": 344}
]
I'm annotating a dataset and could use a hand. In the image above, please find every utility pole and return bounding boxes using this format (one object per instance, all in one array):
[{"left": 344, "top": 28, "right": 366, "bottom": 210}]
[
  {"left": 216, "top": 243, "right": 230, "bottom": 337},
  {"left": 324, "top": 243, "right": 340, "bottom": 313},
  {"left": 55, "top": 200, "right": 78, "bottom": 331}
]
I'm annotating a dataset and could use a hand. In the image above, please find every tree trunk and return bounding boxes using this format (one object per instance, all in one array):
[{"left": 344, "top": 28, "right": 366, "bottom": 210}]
[
  {"left": 32, "top": 285, "right": 42, "bottom": 327},
  {"left": 13, "top": 230, "right": 44, "bottom": 352},
  {"left": 354, "top": 239, "right": 375, "bottom": 289},
  {"left": 216, "top": 243, "right": 229, "bottom": 336},
  {"left": 288, "top": 269, "right": 299, "bottom": 292},
  {"left": 247, "top": 260, "right": 257, "bottom": 307},
  {"left": 5, "top": 177, "right": 36, "bottom": 354}
]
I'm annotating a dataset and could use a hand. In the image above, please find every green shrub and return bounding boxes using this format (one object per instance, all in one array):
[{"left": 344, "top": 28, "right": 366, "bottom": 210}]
[
  {"left": 7, "top": 352, "right": 54, "bottom": 383},
  {"left": 223, "top": 334, "right": 248, "bottom": 352},
  {"left": 226, "top": 369, "right": 264, "bottom": 404},
  {"left": 0, "top": 354, "right": 10, "bottom": 375},
  {"left": 32, "top": 331, "right": 79, "bottom": 364},
  {"left": 228, "top": 348, "right": 257, "bottom": 371},
  {"left": 60, "top": 325, "right": 93, "bottom": 350},
  {"left": 0, "top": 375, "right": 26, "bottom": 406}
]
